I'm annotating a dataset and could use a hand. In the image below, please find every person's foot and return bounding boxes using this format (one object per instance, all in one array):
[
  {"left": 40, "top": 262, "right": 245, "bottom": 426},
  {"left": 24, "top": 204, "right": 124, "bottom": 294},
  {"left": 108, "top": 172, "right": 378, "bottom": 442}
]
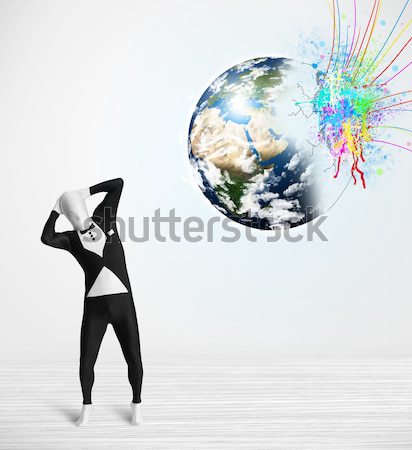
[
  {"left": 130, "top": 402, "right": 143, "bottom": 425},
  {"left": 76, "top": 404, "right": 93, "bottom": 426}
]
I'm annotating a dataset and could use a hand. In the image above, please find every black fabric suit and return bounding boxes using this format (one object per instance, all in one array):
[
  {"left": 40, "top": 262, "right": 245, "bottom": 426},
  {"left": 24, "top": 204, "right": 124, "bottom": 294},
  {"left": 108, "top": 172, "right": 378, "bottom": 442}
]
[{"left": 41, "top": 178, "right": 143, "bottom": 404}]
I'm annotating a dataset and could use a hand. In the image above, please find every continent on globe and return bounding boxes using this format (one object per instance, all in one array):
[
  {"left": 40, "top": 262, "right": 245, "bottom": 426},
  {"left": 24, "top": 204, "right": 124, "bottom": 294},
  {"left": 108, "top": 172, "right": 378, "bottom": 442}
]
[
  {"left": 190, "top": 108, "right": 289, "bottom": 177},
  {"left": 188, "top": 57, "right": 344, "bottom": 230}
]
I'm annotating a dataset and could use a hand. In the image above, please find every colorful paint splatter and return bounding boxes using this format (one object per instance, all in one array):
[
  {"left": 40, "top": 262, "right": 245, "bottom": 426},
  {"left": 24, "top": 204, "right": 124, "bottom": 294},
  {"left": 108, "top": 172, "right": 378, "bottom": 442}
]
[{"left": 299, "top": 0, "right": 412, "bottom": 188}]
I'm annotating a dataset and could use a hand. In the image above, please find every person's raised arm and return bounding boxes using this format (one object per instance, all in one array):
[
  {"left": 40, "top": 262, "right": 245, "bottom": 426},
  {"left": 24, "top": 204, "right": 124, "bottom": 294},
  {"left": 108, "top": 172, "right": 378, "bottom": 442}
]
[
  {"left": 40, "top": 197, "right": 72, "bottom": 251},
  {"left": 89, "top": 178, "right": 124, "bottom": 223}
]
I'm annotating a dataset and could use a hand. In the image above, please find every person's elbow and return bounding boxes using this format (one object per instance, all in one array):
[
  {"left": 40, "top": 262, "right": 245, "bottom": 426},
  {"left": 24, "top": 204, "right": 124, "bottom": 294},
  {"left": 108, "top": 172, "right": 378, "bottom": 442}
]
[
  {"left": 41, "top": 231, "right": 51, "bottom": 246},
  {"left": 115, "top": 177, "right": 124, "bottom": 187}
]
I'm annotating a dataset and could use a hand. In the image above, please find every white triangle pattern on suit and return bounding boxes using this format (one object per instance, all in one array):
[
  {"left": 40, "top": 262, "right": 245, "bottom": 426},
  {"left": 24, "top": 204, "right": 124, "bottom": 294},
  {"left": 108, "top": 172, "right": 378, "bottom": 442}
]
[{"left": 87, "top": 266, "right": 128, "bottom": 298}]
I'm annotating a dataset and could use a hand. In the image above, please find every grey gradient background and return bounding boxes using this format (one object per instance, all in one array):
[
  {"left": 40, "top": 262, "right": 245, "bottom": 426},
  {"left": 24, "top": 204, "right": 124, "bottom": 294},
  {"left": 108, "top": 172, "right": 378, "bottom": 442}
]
[{"left": 0, "top": 0, "right": 411, "bottom": 363}]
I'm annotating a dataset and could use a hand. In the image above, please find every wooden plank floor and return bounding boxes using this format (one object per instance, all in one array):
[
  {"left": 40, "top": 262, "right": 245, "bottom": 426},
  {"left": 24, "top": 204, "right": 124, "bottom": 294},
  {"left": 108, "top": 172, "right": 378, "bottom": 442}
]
[{"left": 0, "top": 357, "right": 411, "bottom": 449}]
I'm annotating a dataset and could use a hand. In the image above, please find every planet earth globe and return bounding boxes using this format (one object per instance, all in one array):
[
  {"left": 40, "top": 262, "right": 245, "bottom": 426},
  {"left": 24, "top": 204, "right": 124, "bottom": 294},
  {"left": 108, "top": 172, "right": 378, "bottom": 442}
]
[{"left": 188, "top": 57, "right": 343, "bottom": 230}]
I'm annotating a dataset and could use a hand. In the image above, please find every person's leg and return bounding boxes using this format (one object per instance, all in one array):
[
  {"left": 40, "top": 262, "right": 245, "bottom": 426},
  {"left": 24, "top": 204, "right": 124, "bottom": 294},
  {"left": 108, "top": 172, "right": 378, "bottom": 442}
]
[
  {"left": 110, "top": 295, "right": 143, "bottom": 423},
  {"left": 79, "top": 299, "right": 108, "bottom": 405}
]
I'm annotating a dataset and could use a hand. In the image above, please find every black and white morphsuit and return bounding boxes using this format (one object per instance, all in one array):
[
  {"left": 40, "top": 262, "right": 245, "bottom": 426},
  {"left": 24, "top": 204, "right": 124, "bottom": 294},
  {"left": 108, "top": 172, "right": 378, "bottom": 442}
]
[{"left": 41, "top": 178, "right": 143, "bottom": 414}]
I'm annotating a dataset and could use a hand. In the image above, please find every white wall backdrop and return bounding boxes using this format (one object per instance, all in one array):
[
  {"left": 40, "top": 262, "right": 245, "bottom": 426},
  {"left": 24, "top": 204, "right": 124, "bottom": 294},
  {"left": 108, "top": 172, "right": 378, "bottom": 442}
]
[{"left": 0, "top": 0, "right": 411, "bottom": 362}]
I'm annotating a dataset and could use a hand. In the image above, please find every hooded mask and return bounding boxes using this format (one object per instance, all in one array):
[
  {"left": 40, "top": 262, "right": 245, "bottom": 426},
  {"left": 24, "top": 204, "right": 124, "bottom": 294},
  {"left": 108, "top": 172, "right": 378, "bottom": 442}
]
[{"left": 60, "top": 191, "right": 91, "bottom": 231}]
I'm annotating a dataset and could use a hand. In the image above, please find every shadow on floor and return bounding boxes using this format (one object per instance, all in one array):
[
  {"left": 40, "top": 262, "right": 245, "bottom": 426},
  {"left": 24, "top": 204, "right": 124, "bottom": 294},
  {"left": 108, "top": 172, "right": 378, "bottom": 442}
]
[
  {"left": 53, "top": 406, "right": 78, "bottom": 424},
  {"left": 111, "top": 406, "right": 131, "bottom": 423}
]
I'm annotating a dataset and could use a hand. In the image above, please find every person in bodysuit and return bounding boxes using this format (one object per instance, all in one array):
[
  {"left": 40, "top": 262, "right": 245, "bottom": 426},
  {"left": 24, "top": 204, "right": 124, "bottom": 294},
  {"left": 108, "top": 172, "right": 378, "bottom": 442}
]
[{"left": 41, "top": 178, "right": 143, "bottom": 426}]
